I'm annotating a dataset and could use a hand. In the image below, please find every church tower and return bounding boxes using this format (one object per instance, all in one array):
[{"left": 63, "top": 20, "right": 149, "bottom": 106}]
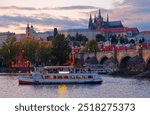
[
  {"left": 88, "top": 14, "right": 93, "bottom": 30},
  {"left": 107, "top": 14, "right": 109, "bottom": 28},
  {"left": 26, "top": 24, "right": 36, "bottom": 38},
  {"left": 26, "top": 24, "right": 30, "bottom": 37}
]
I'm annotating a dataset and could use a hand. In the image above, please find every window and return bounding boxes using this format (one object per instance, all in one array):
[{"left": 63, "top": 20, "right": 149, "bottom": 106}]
[
  {"left": 64, "top": 76, "right": 68, "bottom": 79},
  {"left": 88, "top": 76, "right": 93, "bottom": 78},
  {"left": 76, "top": 76, "right": 81, "bottom": 79},
  {"left": 58, "top": 76, "right": 63, "bottom": 79}
]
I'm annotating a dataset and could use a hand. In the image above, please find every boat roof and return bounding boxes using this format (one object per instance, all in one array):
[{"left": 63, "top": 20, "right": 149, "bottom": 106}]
[
  {"left": 83, "top": 64, "right": 104, "bottom": 67},
  {"left": 44, "top": 66, "right": 74, "bottom": 69},
  {"left": 44, "top": 73, "right": 98, "bottom": 76}
]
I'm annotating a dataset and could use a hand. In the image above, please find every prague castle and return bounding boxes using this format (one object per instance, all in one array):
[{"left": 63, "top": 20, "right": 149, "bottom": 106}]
[{"left": 88, "top": 9, "right": 123, "bottom": 30}]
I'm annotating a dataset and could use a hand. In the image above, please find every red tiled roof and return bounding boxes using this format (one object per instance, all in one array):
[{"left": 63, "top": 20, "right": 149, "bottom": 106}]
[
  {"left": 127, "top": 28, "right": 139, "bottom": 32},
  {"left": 101, "top": 27, "right": 139, "bottom": 33},
  {"left": 140, "top": 31, "right": 150, "bottom": 34},
  {"left": 101, "top": 28, "right": 126, "bottom": 33}
]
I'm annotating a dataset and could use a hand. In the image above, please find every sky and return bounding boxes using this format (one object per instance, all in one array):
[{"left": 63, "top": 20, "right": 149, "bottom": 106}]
[{"left": 0, "top": 0, "right": 149, "bottom": 33}]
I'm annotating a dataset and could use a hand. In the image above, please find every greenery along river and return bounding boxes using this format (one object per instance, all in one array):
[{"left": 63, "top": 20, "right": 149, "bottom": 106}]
[{"left": 0, "top": 74, "right": 150, "bottom": 98}]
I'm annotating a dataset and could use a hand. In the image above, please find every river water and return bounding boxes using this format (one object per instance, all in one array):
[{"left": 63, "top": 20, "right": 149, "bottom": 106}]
[{"left": 0, "top": 74, "right": 150, "bottom": 98}]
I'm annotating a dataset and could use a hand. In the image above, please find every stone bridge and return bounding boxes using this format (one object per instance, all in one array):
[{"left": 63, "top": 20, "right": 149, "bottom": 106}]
[{"left": 75, "top": 49, "right": 150, "bottom": 73}]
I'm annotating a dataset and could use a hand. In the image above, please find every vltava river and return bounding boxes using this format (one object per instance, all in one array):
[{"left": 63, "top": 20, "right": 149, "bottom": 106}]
[{"left": 0, "top": 75, "right": 150, "bottom": 98}]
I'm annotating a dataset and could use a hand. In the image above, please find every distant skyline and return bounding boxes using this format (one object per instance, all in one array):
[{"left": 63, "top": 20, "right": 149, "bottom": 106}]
[{"left": 0, "top": 0, "right": 150, "bottom": 33}]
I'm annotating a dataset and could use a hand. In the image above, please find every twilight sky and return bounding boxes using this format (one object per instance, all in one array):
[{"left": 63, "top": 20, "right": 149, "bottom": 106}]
[{"left": 0, "top": 0, "right": 149, "bottom": 33}]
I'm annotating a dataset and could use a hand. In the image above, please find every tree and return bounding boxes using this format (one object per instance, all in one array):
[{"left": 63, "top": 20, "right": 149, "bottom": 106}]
[
  {"left": 96, "top": 34, "right": 105, "bottom": 42},
  {"left": 130, "top": 39, "right": 135, "bottom": 44},
  {"left": 84, "top": 40, "right": 99, "bottom": 56},
  {"left": 67, "top": 34, "right": 75, "bottom": 41},
  {"left": 51, "top": 34, "right": 71, "bottom": 65},
  {"left": 111, "top": 35, "right": 118, "bottom": 44},
  {"left": 47, "top": 35, "right": 53, "bottom": 41},
  {"left": 38, "top": 41, "right": 52, "bottom": 65},
  {"left": 142, "top": 37, "right": 145, "bottom": 43},
  {"left": 21, "top": 37, "right": 39, "bottom": 65},
  {"left": 0, "top": 35, "right": 18, "bottom": 66},
  {"left": 75, "top": 33, "right": 88, "bottom": 42}
]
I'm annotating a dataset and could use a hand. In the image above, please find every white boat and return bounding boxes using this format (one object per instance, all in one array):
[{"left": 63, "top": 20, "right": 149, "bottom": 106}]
[
  {"left": 18, "top": 66, "right": 103, "bottom": 85},
  {"left": 90, "top": 68, "right": 113, "bottom": 74},
  {"left": 83, "top": 64, "right": 113, "bottom": 74}
]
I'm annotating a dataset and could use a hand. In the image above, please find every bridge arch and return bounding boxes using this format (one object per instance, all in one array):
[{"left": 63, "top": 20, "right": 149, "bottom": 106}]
[
  {"left": 119, "top": 56, "right": 131, "bottom": 71},
  {"left": 127, "top": 56, "right": 145, "bottom": 73},
  {"left": 85, "top": 56, "right": 98, "bottom": 64},
  {"left": 100, "top": 56, "right": 109, "bottom": 64},
  {"left": 146, "top": 57, "right": 150, "bottom": 70}
]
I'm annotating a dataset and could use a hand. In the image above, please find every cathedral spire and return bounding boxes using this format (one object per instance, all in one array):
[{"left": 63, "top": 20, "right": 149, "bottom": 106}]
[
  {"left": 89, "top": 14, "right": 92, "bottom": 22},
  {"left": 98, "top": 9, "right": 101, "bottom": 18},
  {"left": 94, "top": 14, "right": 97, "bottom": 23},
  {"left": 107, "top": 14, "right": 109, "bottom": 23},
  {"left": 90, "top": 14, "right": 92, "bottom": 19},
  {"left": 88, "top": 14, "right": 93, "bottom": 30}
]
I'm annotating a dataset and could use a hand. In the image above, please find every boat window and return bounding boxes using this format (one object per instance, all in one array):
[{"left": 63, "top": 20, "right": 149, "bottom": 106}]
[
  {"left": 45, "top": 76, "right": 49, "bottom": 79},
  {"left": 54, "top": 76, "right": 57, "bottom": 79},
  {"left": 76, "top": 76, "right": 81, "bottom": 79},
  {"left": 82, "top": 76, "right": 86, "bottom": 79},
  {"left": 71, "top": 76, "right": 75, "bottom": 79},
  {"left": 88, "top": 76, "right": 93, "bottom": 78},
  {"left": 64, "top": 76, "right": 68, "bottom": 79},
  {"left": 58, "top": 76, "right": 63, "bottom": 79},
  {"left": 45, "top": 76, "right": 54, "bottom": 79}
]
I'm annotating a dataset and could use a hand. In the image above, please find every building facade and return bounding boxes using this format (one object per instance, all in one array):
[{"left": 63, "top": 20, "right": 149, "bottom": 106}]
[
  {"left": 137, "top": 31, "right": 150, "bottom": 43},
  {"left": 25, "top": 24, "right": 51, "bottom": 40}
]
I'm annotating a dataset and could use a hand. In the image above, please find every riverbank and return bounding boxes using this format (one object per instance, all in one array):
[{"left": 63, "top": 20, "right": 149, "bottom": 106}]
[
  {"left": 111, "top": 70, "right": 150, "bottom": 79},
  {"left": 0, "top": 67, "right": 34, "bottom": 73}
]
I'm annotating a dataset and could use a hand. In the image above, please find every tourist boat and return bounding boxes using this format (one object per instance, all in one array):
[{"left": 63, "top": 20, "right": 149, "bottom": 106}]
[
  {"left": 83, "top": 64, "right": 113, "bottom": 74},
  {"left": 18, "top": 66, "right": 103, "bottom": 85}
]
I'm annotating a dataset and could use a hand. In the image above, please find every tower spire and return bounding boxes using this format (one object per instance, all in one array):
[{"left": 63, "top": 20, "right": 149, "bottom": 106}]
[
  {"left": 94, "top": 14, "right": 97, "bottom": 23},
  {"left": 99, "top": 9, "right": 101, "bottom": 17},
  {"left": 90, "top": 14, "right": 92, "bottom": 21},
  {"left": 88, "top": 14, "right": 93, "bottom": 30},
  {"left": 107, "top": 14, "right": 109, "bottom": 22},
  {"left": 107, "top": 14, "right": 109, "bottom": 28}
]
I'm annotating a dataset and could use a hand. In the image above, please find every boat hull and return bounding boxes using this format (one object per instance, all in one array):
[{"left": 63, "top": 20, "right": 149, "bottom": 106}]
[{"left": 18, "top": 77, "right": 103, "bottom": 85}]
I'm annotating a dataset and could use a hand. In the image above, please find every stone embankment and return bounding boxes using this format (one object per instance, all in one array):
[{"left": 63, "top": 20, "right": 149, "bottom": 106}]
[{"left": 136, "top": 70, "right": 150, "bottom": 78}]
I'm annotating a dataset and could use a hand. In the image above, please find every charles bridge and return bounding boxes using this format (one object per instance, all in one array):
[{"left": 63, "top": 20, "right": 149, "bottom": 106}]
[{"left": 75, "top": 48, "right": 150, "bottom": 74}]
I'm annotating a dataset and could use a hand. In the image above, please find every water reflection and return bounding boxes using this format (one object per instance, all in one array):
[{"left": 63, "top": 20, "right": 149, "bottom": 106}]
[
  {"left": 57, "top": 85, "right": 68, "bottom": 98},
  {"left": 0, "top": 75, "right": 150, "bottom": 98}
]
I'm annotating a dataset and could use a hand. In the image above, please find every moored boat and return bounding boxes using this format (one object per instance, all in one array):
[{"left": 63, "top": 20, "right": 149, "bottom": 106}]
[
  {"left": 18, "top": 66, "right": 103, "bottom": 85},
  {"left": 18, "top": 73, "right": 102, "bottom": 85},
  {"left": 83, "top": 64, "right": 113, "bottom": 74}
]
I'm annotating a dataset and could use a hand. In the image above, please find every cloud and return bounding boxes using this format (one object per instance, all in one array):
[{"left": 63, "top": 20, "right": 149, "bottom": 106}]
[
  {"left": 111, "top": 0, "right": 150, "bottom": 30},
  {"left": 0, "top": 5, "right": 98, "bottom": 11},
  {"left": 53, "top": 5, "right": 98, "bottom": 10},
  {"left": 0, "top": 6, "right": 37, "bottom": 11},
  {"left": 0, "top": 15, "right": 88, "bottom": 32}
]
